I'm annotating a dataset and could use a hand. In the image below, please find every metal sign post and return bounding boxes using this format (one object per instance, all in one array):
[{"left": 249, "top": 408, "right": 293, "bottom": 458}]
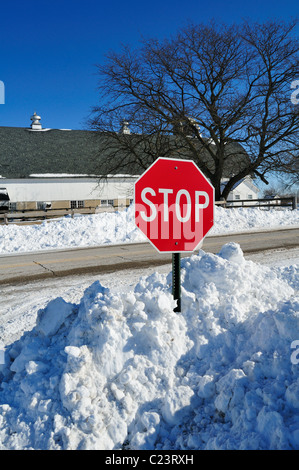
[{"left": 172, "top": 253, "right": 181, "bottom": 312}]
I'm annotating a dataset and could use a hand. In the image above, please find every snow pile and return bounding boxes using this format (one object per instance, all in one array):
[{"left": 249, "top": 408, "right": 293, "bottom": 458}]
[
  {"left": 0, "top": 205, "right": 141, "bottom": 254},
  {"left": 0, "top": 243, "right": 298, "bottom": 450},
  {"left": 211, "top": 205, "right": 299, "bottom": 234},
  {"left": 0, "top": 205, "right": 298, "bottom": 253}
]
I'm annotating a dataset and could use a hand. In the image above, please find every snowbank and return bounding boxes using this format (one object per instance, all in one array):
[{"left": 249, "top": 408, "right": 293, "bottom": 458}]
[
  {"left": 0, "top": 243, "right": 298, "bottom": 450},
  {"left": 0, "top": 205, "right": 298, "bottom": 254}
]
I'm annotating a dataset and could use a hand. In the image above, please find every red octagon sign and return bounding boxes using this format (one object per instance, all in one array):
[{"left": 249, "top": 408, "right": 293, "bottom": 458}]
[{"left": 134, "top": 157, "right": 214, "bottom": 252}]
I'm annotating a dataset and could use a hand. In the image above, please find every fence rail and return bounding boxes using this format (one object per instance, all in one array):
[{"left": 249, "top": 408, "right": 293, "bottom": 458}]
[
  {"left": 0, "top": 206, "right": 115, "bottom": 224},
  {"left": 217, "top": 196, "right": 297, "bottom": 210},
  {"left": 0, "top": 196, "right": 297, "bottom": 225}
]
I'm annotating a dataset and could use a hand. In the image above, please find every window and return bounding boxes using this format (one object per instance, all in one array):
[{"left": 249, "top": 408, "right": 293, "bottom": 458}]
[
  {"left": 8, "top": 202, "right": 17, "bottom": 211},
  {"left": 235, "top": 194, "right": 240, "bottom": 200},
  {"left": 101, "top": 200, "right": 114, "bottom": 206},
  {"left": 248, "top": 194, "right": 253, "bottom": 200},
  {"left": 71, "top": 200, "right": 84, "bottom": 209}
]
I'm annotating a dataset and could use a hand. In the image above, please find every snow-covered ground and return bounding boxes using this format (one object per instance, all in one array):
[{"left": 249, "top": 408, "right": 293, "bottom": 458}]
[
  {"left": 0, "top": 204, "right": 298, "bottom": 254},
  {"left": 0, "top": 207, "right": 298, "bottom": 450}
]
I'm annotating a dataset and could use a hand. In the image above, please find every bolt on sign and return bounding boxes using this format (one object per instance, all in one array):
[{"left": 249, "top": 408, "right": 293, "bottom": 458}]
[{"left": 134, "top": 157, "right": 214, "bottom": 253}]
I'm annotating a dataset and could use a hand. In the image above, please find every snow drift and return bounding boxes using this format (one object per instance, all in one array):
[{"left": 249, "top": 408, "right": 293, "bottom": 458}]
[{"left": 0, "top": 243, "right": 298, "bottom": 450}]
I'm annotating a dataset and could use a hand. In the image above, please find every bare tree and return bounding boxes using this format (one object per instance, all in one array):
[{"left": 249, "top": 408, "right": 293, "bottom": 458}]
[
  {"left": 277, "top": 152, "right": 299, "bottom": 189},
  {"left": 89, "top": 19, "right": 299, "bottom": 200}
]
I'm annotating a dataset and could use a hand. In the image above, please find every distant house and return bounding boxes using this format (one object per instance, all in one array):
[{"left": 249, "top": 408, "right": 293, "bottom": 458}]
[
  {"left": 0, "top": 112, "right": 259, "bottom": 211},
  {"left": 222, "top": 177, "right": 260, "bottom": 205},
  {"left": 263, "top": 194, "right": 281, "bottom": 207}
]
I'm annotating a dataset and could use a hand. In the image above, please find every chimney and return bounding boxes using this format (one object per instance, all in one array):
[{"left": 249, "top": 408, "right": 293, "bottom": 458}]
[
  {"left": 30, "top": 112, "right": 42, "bottom": 131},
  {"left": 121, "top": 119, "right": 130, "bottom": 135}
]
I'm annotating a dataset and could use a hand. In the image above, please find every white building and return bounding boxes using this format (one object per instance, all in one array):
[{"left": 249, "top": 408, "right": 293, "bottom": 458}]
[
  {"left": 0, "top": 113, "right": 138, "bottom": 210},
  {"left": 0, "top": 113, "right": 259, "bottom": 211},
  {"left": 223, "top": 177, "right": 260, "bottom": 204}
]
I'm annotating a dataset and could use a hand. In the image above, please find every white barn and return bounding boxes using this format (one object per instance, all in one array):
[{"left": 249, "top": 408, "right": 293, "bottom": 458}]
[
  {"left": 0, "top": 113, "right": 139, "bottom": 210},
  {"left": 0, "top": 113, "right": 259, "bottom": 211}
]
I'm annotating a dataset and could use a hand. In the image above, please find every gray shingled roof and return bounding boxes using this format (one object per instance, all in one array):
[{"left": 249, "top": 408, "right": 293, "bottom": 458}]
[
  {"left": 0, "top": 127, "right": 102, "bottom": 178},
  {"left": 0, "top": 126, "right": 250, "bottom": 179}
]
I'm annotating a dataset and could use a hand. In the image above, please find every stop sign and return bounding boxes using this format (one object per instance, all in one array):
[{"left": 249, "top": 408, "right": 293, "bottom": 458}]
[{"left": 134, "top": 157, "right": 214, "bottom": 252}]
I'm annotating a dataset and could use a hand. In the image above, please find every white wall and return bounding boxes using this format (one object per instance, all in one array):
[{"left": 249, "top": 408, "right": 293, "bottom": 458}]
[
  {"left": 1, "top": 177, "right": 136, "bottom": 202},
  {"left": 1, "top": 176, "right": 259, "bottom": 203}
]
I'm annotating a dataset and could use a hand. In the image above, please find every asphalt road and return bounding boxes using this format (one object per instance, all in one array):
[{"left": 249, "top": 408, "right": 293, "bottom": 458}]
[{"left": 0, "top": 227, "right": 298, "bottom": 285}]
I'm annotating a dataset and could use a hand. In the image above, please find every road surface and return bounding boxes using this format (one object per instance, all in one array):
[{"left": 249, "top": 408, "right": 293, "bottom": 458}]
[{"left": 0, "top": 227, "right": 298, "bottom": 285}]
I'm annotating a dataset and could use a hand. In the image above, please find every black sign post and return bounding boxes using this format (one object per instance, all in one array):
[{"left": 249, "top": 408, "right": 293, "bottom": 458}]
[{"left": 172, "top": 253, "right": 181, "bottom": 312}]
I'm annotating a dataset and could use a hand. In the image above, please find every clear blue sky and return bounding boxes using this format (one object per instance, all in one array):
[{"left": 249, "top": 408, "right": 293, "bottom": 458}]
[{"left": 0, "top": 0, "right": 298, "bottom": 130}]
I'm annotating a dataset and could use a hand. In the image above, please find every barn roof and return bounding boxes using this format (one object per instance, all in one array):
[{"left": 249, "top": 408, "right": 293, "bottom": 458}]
[
  {"left": 0, "top": 125, "right": 250, "bottom": 179},
  {"left": 0, "top": 127, "right": 102, "bottom": 178}
]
